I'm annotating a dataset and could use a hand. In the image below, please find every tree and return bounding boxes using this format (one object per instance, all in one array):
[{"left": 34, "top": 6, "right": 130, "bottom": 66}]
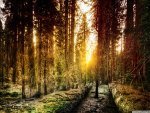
[
  {"left": 25, "top": 0, "right": 36, "bottom": 96},
  {"left": 140, "top": 0, "right": 150, "bottom": 83},
  {"left": 4, "top": 0, "right": 36, "bottom": 98},
  {"left": 95, "top": 0, "right": 121, "bottom": 97},
  {"left": 65, "top": 0, "right": 69, "bottom": 69},
  {"left": 76, "top": 14, "right": 89, "bottom": 85},
  {"left": 110, "top": 0, "right": 120, "bottom": 82},
  {"left": 0, "top": 20, "right": 4, "bottom": 87},
  {"left": 96, "top": 0, "right": 104, "bottom": 98},
  {"left": 124, "top": 0, "right": 134, "bottom": 76},
  {"left": 35, "top": 0, "right": 58, "bottom": 95},
  {"left": 3, "top": 0, "right": 20, "bottom": 84},
  {"left": 70, "top": 0, "right": 76, "bottom": 64}
]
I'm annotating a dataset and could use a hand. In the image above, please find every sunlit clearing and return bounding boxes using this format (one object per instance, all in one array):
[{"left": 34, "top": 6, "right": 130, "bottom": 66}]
[
  {"left": 33, "top": 29, "right": 36, "bottom": 47},
  {"left": 116, "top": 38, "right": 124, "bottom": 54}
]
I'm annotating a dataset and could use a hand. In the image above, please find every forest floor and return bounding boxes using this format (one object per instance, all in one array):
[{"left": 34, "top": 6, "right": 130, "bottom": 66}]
[
  {"left": 1, "top": 83, "right": 150, "bottom": 113},
  {"left": 73, "top": 85, "right": 119, "bottom": 113},
  {"left": 0, "top": 84, "right": 92, "bottom": 113}
]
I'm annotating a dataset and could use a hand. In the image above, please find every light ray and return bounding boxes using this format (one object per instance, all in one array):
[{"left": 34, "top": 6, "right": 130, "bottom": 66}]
[
  {"left": 116, "top": 37, "right": 124, "bottom": 54},
  {"left": 76, "top": 0, "right": 97, "bottom": 64},
  {"left": 33, "top": 29, "right": 37, "bottom": 47}
]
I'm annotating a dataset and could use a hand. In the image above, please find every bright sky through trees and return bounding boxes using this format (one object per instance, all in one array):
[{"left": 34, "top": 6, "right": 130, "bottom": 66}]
[
  {"left": 116, "top": 37, "right": 124, "bottom": 54},
  {"left": 0, "top": 0, "right": 5, "bottom": 29},
  {"left": 76, "top": 0, "right": 97, "bottom": 64},
  {"left": 33, "top": 29, "right": 37, "bottom": 47},
  {"left": 0, "top": 0, "right": 4, "bottom": 8}
]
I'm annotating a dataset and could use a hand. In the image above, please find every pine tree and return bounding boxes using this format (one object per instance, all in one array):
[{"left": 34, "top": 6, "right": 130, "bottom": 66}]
[{"left": 140, "top": 0, "right": 150, "bottom": 83}]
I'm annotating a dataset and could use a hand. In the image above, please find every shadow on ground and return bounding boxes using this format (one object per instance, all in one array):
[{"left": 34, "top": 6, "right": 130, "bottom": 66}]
[{"left": 73, "top": 85, "right": 120, "bottom": 113}]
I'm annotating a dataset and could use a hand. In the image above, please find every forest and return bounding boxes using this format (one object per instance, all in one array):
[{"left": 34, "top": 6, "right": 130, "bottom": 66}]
[{"left": 0, "top": 0, "right": 150, "bottom": 113}]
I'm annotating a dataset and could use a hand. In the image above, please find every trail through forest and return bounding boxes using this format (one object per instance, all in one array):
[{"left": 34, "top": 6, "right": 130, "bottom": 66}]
[{"left": 74, "top": 85, "right": 119, "bottom": 113}]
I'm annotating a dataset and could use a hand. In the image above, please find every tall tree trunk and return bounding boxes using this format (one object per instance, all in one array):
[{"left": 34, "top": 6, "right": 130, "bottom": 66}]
[
  {"left": 21, "top": 25, "right": 26, "bottom": 99},
  {"left": 44, "top": 59, "right": 47, "bottom": 95},
  {"left": 95, "top": 0, "right": 104, "bottom": 98},
  {"left": 2, "top": 65, "right": 4, "bottom": 87},
  {"left": 20, "top": 0, "right": 26, "bottom": 99},
  {"left": 12, "top": 19, "right": 18, "bottom": 84},
  {"left": 44, "top": 34, "right": 49, "bottom": 95},
  {"left": 0, "top": 23, "right": 2, "bottom": 87},
  {"left": 65, "top": 0, "right": 69, "bottom": 69},
  {"left": 27, "top": 0, "right": 35, "bottom": 97},
  {"left": 111, "top": 0, "right": 119, "bottom": 82},
  {"left": 70, "top": 0, "right": 76, "bottom": 64},
  {"left": 135, "top": 0, "right": 143, "bottom": 80},
  {"left": 38, "top": 19, "right": 42, "bottom": 95},
  {"left": 124, "top": 0, "right": 134, "bottom": 76},
  {"left": 95, "top": 75, "right": 99, "bottom": 98},
  {"left": 83, "top": 16, "right": 86, "bottom": 85}
]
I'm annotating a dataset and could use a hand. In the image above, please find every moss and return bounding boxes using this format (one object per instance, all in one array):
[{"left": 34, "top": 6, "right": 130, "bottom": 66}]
[
  {"left": 110, "top": 83, "right": 150, "bottom": 113},
  {"left": 26, "top": 106, "right": 36, "bottom": 113},
  {"left": 39, "top": 88, "right": 89, "bottom": 113},
  {"left": 0, "top": 86, "right": 91, "bottom": 113},
  {"left": 43, "top": 101, "right": 70, "bottom": 113}
]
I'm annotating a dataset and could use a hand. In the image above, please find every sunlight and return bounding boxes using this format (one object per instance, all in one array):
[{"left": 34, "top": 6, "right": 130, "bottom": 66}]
[
  {"left": 0, "top": 0, "right": 6, "bottom": 29},
  {"left": 78, "top": 0, "right": 92, "bottom": 14},
  {"left": 76, "top": 0, "right": 97, "bottom": 64},
  {"left": 33, "top": 29, "right": 36, "bottom": 47},
  {"left": 86, "top": 33, "right": 97, "bottom": 64},
  {"left": 53, "top": 26, "right": 56, "bottom": 57},
  {"left": 0, "top": 0, "right": 4, "bottom": 8},
  {"left": 116, "top": 37, "right": 124, "bottom": 54}
]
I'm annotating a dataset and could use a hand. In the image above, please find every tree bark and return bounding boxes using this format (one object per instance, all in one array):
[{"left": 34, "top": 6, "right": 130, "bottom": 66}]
[
  {"left": 70, "top": 0, "right": 76, "bottom": 64},
  {"left": 65, "top": 0, "right": 69, "bottom": 69},
  {"left": 38, "top": 19, "right": 42, "bottom": 95}
]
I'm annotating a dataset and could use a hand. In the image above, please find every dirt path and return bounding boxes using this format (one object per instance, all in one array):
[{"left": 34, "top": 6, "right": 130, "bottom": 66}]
[{"left": 73, "top": 85, "right": 120, "bottom": 113}]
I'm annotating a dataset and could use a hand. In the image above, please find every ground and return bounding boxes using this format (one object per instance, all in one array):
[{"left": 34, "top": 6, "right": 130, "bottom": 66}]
[
  {"left": 74, "top": 85, "right": 119, "bottom": 113},
  {"left": 1, "top": 83, "right": 149, "bottom": 113},
  {"left": 0, "top": 84, "right": 92, "bottom": 113}
]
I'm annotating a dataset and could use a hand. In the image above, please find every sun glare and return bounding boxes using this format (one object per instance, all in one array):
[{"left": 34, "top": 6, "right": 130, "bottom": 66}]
[
  {"left": 116, "top": 38, "right": 124, "bottom": 54},
  {"left": 86, "top": 33, "right": 97, "bottom": 64},
  {"left": 79, "top": 1, "right": 92, "bottom": 14},
  {"left": 33, "top": 29, "right": 36, "bottom": 47},
  {"left": 76, "top": 0, "right": 97, "bottom": 64}
]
